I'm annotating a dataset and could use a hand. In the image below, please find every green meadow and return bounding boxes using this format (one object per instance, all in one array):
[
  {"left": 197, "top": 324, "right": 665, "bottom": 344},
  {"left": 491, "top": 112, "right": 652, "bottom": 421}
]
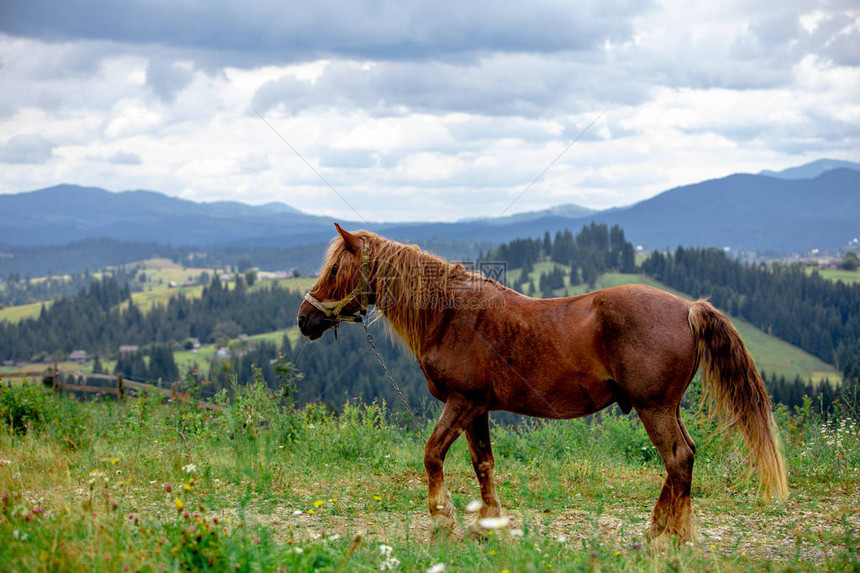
[{"left": 0, "top": 379, "right": 857, "bottom": 572}]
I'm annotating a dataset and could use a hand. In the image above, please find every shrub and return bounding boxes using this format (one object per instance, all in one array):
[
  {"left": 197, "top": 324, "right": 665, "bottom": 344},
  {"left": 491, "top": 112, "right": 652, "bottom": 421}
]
[{"left": 0, "top": 383, "right": 49, "bottom": 435}]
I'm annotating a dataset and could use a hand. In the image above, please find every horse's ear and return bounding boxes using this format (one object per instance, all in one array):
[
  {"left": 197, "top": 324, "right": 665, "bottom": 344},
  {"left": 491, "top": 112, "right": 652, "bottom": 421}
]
[{"left": 334, "top": 222, "right": 361, "bottom": 254}]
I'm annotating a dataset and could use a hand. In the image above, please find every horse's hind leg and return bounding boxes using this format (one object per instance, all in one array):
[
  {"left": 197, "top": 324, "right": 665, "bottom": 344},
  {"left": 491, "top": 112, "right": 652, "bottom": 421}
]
[
  {"left": 677, "top": 403, "right": 696, "bottom": 454},
  {"left": 425, "top": 396, "right": 480, "bottom": 532},
  {"left": 637, "top": 406, "right": 695, "bottom": 543},
  {"left": 465, "top": 411, "right": 501, "bottom": 519}
]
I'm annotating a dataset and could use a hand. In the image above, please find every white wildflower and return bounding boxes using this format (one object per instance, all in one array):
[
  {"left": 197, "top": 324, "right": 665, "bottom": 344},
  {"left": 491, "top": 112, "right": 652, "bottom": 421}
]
[
  {"left": 292, "top": 509, "right": 303, "bottom": 516},
  {"left": 294, "top": 547, "right": 304, "bottom": 554},
  {"left": 477, "top": 516, "right": 510, "bottom": 530},
  {"left": 12, "top": 530, "right": 28, "bottom": 541},
  {"left": 89, "top": 470, "right": 105, "bottom": 478},
  {"left": 380, "top": 557, "right": 400, "bottom": 570},
  {"left": 379, "top": 544, "right": 393, "bottom": 557},
  {"left": 182, "top": 464, "right": 197, "bottom": 474},
  {"left": 510, "top": 528, "right": 525, "bottom": 538},
  {"left": 427, "top": 564, "right": 446, "bottom": 573},
  {"left": 556, "top": 535, "right": 568, "bottom": 543},
  {"left": 0, "top": 460, "right": 11, "bottom": 466},
  {"left": 465, "top": 500, "right": 482, "bottom": 513}
]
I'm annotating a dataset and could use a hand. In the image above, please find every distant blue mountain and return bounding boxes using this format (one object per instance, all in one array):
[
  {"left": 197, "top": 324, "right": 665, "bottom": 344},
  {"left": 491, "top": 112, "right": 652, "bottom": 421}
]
[
  {"left": 759, "top": 158, "right": 860, "bottom": 180},
  {"left": 579, "top": 168, "right": 860, "bottom": 253},
  {"left": 458, "top": 202, "right": 595, "bottom": 223},
  {"left": 0, "top": 184, "right": 335, "bottom": 246},
  {"left": 1, "top": 159, "right": 857, "bottom": 253}
]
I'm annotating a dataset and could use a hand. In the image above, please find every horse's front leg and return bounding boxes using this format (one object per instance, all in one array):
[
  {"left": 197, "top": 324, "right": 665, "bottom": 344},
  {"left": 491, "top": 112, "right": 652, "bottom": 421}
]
[
  {"left": 465, "top": 411, "right": 501, "bottom": 520},
  {"left": 425, "top": 395, "right": 480, "bottom": 533}
]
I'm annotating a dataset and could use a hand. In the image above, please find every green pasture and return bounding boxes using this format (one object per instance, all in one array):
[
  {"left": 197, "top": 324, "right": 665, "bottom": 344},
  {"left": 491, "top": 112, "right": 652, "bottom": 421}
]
[
  {"left": 0, "top": 381, "right": 857, "bottom": 572},
  {"left": 816, "top": 267, "right": 860, "bottom": 284}
]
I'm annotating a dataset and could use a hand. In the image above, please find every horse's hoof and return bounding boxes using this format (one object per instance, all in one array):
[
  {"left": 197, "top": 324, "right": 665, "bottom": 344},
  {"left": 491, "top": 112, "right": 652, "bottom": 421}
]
[
  {"left": 430, "top": 514, "right": 457, "bottom": 538},
  {"left": 467, "top": 525, "right": 490, "bottom": 542}
]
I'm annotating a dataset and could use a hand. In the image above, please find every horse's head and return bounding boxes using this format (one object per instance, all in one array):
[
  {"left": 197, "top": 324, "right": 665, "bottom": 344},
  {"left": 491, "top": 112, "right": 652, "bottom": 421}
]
[{"left": 297, "top": 223, "right": 372, "bottom": 340}]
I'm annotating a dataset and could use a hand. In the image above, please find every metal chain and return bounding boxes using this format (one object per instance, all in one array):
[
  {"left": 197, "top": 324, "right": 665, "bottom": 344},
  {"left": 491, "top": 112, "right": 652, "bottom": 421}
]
[{"left": 362, "top": 320, "right": 425, "bottom": 435}]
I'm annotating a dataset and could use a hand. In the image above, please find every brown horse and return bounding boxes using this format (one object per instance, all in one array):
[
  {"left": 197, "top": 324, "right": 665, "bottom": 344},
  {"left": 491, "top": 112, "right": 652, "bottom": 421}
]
[{"left": 297, "top": 224, "right": 789, "bottom": 542}]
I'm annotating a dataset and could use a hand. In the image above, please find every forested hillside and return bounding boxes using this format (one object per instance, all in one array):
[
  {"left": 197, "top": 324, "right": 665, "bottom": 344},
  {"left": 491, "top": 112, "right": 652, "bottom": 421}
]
[
  {"left": 0, "top": 275, "right": 303, "bottom": 363},
  {"left": 2, "top": 223, "right": 856, "bottom": 416},
  {"left": 641, "top": 248, "right": 860, "bottom": 376}
]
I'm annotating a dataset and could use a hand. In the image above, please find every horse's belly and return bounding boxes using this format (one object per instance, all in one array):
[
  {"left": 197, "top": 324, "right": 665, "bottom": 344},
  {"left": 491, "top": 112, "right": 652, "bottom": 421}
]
[{"left": 492, "top": 376, "right": 616, "bottom": 419}]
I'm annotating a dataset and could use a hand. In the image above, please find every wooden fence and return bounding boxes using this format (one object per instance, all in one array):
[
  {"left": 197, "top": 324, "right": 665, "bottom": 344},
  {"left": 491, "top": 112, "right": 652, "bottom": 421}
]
[
  {"left": 0, "top": 368, "right": 175, "bottom": 400},
  {"left": 1, "top": 368, "right": 224, "bottom": 411}
]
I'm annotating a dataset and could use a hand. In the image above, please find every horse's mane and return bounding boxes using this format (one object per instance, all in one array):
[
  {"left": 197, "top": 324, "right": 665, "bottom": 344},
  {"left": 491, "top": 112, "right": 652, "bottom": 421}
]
[{"left": 321, "top": 231, "right": 498, "bottom": 356}]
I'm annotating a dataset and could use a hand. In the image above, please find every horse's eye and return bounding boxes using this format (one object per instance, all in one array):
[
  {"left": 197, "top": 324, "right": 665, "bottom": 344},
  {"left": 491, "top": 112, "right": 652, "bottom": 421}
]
[{"left": 329, "top": 264, "right": 339, "bottom": 277}]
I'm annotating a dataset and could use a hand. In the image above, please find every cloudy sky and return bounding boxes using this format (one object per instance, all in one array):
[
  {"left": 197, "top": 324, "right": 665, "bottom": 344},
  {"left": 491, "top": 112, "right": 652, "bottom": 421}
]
[{"left": 0, "top": 0, "right": 858, "bottom": 222}]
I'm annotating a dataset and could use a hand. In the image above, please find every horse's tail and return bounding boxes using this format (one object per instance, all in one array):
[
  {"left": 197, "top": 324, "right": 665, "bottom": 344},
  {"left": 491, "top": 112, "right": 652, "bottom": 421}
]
[{"left": 688, "top": 300, "right": 789, "bottom": 500}]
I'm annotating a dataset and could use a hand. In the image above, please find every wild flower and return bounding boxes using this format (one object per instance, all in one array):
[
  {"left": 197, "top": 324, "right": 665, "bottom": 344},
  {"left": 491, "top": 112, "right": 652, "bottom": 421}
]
[
  {"left": 164, "top": 483, "right": 173, "bottom": 492},
  {"left": 478, "top": 516, "right": 510, "bottom": 530},
  {"left": 373, "top": 495, "right": 382, "bottom": 501},
  {"left": 313, "top": 499, "right": 325, "bottom": 507},
  {"left": 465, "top": 499, "right": 482, "bottom": 513},
  {"left": 174, "top": 499, "right": 184, "bottom": 511},
  {"left": 427, "top": 564, "right": 446, "bottom": 573},
  {"left": 182, "top": 464, "right": 196, "bottom": 474},
  {"left": 0, "top": 460, "right": 11, "bottom": 466},
  {"left": 379, "top": 545, "right": 393, "bottom": 557},
  {"left": 510, "top": 528, "right": 524, "bottom": 538},
  {"left": 380, "top": 557, "right": 400, "bottom": 570}
]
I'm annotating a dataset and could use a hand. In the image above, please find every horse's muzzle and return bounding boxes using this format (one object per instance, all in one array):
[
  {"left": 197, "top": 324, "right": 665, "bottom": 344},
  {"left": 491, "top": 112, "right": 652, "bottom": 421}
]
[{"left": 297, "top": 304, "right": 333, "bottom": 340}]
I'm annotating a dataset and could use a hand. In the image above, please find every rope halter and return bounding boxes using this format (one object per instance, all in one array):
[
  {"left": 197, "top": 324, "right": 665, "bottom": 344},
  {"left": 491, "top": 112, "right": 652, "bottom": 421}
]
[{"left": 303, "top": 244, "right": 371, "bottom": 323}]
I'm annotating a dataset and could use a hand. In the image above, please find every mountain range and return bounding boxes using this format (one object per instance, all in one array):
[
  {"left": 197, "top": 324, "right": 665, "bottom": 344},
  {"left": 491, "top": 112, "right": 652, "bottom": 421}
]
[{"left": 1, "top": 159, "right": 858, "bottom": 255}]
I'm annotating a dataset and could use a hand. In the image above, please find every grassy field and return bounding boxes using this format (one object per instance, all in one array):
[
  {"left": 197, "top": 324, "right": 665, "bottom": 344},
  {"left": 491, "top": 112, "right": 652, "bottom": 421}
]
[
  {"left": 816, "top": 268, "right": 860, "bottom": 284},
  {"left": 0, "top": 382, "right": 858, "bottom": 572},
  {"left": 173, "top": 328, "right": 301, "bottom": 372},
  {"left": 0, "top": 300, "right": 45, "bottom": 323}
]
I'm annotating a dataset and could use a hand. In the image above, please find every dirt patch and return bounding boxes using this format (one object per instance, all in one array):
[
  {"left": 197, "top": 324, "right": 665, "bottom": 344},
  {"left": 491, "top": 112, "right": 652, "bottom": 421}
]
[{"left": 238, "top": 490, "right": 859, "bottom": 561}]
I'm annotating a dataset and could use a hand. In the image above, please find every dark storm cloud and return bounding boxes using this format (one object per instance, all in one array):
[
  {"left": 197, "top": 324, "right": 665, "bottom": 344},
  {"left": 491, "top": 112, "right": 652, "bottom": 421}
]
[{"left": 0, "top": 0, "right": 649, "bottom": 64}]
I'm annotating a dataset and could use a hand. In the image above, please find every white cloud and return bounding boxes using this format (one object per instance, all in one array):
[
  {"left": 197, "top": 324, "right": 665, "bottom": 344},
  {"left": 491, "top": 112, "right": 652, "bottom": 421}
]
[
  {"left": 0, "top": 133, "right": 55, "bottom": 164},
  {"left": 106, "top": 150, "right": 142, "bottom": 165},
  {"left": 0, "top": 1, "right": 857, "bottom": 222}
]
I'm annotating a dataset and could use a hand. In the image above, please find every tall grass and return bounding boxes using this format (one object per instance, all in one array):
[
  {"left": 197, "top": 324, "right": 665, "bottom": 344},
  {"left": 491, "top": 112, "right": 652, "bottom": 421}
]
[{"left": 1, "top": 377, "right": 858, "bottom": 572}]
